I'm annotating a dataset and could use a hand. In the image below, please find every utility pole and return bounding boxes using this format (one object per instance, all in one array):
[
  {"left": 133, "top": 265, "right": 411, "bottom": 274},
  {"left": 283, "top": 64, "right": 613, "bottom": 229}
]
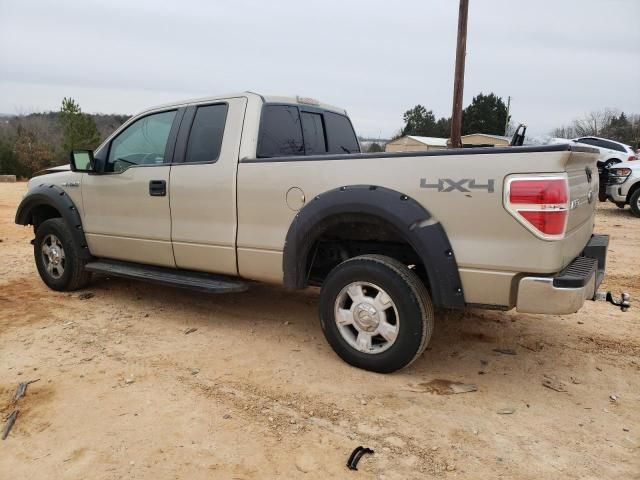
[
  {"left": 504, "top": 96, "right": 511, "bottom": 136},
  {"left": 449, "top": 0, "right": 469, "bottom": 149}
]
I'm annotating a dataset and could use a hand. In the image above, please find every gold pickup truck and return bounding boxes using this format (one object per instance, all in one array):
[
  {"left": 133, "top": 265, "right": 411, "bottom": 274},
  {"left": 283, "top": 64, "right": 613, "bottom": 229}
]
[{"left": 16, "top": 92, "right": 614, "bottom": 372}]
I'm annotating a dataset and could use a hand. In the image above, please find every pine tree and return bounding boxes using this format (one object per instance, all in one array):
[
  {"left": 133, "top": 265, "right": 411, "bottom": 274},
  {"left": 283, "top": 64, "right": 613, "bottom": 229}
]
[
  {"left": 461, "top": 93, "right": 509, "bottom": 135},
  {"left": 59, "top": 97, "right": 100, "bottom": 153}
]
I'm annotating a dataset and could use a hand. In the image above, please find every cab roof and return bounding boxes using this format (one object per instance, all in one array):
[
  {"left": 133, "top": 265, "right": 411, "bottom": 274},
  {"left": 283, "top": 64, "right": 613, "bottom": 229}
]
[{"left": 140, "top": 91, "right": 347, "bottom": 116}]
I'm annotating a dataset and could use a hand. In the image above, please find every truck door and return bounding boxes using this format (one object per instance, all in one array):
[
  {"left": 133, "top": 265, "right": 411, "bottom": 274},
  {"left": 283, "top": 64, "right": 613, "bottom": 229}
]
[
  {"left": 169, "top": 96, "right": 247, "bottom": 275},
  {"left": 81, "top": 108, "right": 183, "bottom": 267}
]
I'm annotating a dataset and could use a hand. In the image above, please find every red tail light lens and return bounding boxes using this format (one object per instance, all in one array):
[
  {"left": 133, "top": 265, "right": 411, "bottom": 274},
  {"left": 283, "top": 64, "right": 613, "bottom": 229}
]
[
  {"left": 509, "top": 179, "right": 568, "bottom": 204},
  {"left": 505, "top": 176, "right": 569, "bottom": 239},
  {"left": 519, "top": 211, "right": 567, "bottom": 235},
  {"left": 628, "top": 155, "right": 637, "bottom": 162}
]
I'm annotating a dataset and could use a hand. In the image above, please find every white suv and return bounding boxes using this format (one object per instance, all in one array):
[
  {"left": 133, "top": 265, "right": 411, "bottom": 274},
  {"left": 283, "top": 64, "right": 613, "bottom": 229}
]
[{"left": 572, "top": 136, "right": 637, "bottom": 168}]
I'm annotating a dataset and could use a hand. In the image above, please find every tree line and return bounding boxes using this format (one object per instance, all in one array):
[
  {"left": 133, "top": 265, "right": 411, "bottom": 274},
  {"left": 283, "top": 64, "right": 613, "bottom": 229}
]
[
  {"left": 552, "top": 110, "right": 639, "bottom": 148},
  {"left": 397, "top": 92, "right": 511, "bottom": 140},
  {"left": 0, "top": 98, "right": 128, "bottom": 177}
]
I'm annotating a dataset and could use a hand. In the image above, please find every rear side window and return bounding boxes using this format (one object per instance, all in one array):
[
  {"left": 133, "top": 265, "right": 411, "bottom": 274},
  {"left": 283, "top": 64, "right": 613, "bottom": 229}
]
[
  {"left": 185, "top": 104, "right": 228, "bottom": 163},
  {"left": 324, "top": 112, "right": 360, "bottom": 154},
  {"left": 257, "top": 106, "right": 304, "bottom": 157},
  {"left": 301, "top": 112, "right": 327, "bottom": 154},
  {"left": 604, "top": 141, "right": 625, "bottom": 153},
  {"left": 577, "top": 138, "right": 597, "bottom": 146}
]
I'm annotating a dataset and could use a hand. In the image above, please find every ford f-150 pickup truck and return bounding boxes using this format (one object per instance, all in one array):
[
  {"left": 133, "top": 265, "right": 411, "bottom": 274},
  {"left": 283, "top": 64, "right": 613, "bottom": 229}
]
[{"left": 16, "top": 92, "right": 616, "bottom": 372}]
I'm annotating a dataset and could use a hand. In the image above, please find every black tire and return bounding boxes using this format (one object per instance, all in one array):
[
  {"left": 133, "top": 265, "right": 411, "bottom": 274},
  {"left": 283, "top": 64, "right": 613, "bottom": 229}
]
[
  {"left": 630, "top": 189, "right": 640, "bottom": 218},
  {"left": 604, "top": 159, "right": 621, "bottom": 169},
  {"left": 34, "top": 218, "right": 91, "bottom": 291},
  {"left": 319, "top": 254, "right": 434, "bottom": 373}
]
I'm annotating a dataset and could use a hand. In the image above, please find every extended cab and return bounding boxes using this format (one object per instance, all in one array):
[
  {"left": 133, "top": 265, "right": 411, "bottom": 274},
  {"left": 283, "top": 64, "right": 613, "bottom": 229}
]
[{"left": 16, "top": 92, "right": 613, "bottom": 372}]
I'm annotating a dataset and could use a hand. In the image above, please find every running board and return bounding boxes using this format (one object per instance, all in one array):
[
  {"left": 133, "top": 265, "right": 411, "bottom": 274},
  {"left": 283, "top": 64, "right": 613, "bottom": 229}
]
[{"left": 84, "top": 259, "right": 248, "bottom": 294}]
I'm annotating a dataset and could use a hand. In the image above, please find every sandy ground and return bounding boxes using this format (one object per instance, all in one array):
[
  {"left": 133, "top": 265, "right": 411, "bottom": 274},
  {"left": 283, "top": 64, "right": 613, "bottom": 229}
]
[{"left": 0, "top": 182, "right": 638, "bottom": 480}]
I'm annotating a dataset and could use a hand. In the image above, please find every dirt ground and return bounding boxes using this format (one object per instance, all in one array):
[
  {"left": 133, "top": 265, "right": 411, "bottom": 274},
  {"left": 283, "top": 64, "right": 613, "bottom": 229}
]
[{"left": 1, "top": 182, "right": 638, "bottom": 479}]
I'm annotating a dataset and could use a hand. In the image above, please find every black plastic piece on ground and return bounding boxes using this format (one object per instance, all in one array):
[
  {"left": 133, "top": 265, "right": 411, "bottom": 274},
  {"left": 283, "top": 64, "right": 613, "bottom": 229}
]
[
  {"left": 85, "top": 260, "right": 248, "bottom": 294},
  {"left": 347, "top": 446, "right": 374, "bottom": 471}
]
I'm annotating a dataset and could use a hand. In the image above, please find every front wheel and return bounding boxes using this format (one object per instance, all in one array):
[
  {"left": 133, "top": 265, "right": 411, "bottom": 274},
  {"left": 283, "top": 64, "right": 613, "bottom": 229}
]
[
  {"left": 629, "top": 189, "right": 640, "bottom": 218},
  {"left": 319, "top": 255, "right": 434, "bottom": 373},
  {"left": 34, "top": 218, "right": 91, "bottom": 291}
]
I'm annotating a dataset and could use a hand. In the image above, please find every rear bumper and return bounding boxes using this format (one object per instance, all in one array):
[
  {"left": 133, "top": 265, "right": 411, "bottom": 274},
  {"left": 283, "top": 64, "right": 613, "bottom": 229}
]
[{"left": 516, "top": 234, "right": 608, "bottom": 315}]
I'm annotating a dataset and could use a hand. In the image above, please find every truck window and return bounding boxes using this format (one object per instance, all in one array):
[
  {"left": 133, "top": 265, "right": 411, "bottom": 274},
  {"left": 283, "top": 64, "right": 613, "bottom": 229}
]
[
  {"left": 185, "top": 104, "right": 228, "bottom": 163},
  {"left": 107, "top": 110, "right": 176, "bottom": 172},
  {"left": 257, "top": 106, "right": 304, "bottom": 157},
  {"left": 324, "top": 112, "right": 360, "bottom": 154},
  {"left": 301, "top": 112, "right": 327, "bottom": 154}
]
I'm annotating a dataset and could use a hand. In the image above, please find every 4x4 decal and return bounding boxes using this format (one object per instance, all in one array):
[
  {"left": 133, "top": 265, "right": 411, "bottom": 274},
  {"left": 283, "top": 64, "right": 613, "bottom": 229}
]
[{"left": 420, "top": 178, "right": 495, "bottom": 193}]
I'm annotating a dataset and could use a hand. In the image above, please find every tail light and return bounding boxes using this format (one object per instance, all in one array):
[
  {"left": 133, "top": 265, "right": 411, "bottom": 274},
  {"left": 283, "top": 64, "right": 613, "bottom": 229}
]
[
  {"left": 505, "top": 176, "right": 569, "bottom": 240},
  {"left": 628, "top": 155, "right": 636, "bottom": 162}
]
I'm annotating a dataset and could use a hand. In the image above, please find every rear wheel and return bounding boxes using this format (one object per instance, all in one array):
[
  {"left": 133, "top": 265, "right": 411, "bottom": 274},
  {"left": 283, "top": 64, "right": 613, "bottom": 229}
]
[
  {"left": 604, "top": 159, "right": 621, "bottom": 169},
  {"left": 630, "top": 189, "right": 640, "bottom": 218},
  {"left": 34, "top": 218, "right": 91, "bottom": 291},
  {"left": 319, "top": 254, "right": 433, "bottom": 373}
]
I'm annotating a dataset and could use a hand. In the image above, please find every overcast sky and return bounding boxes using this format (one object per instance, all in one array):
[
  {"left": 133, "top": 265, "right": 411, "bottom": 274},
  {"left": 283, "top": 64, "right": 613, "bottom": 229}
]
[{"left": 1, "top": 0, "right": 638, "bottom": 138}]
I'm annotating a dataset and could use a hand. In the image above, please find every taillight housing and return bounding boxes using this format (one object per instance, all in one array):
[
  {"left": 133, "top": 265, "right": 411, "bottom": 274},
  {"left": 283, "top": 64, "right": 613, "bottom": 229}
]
[
  {"left": 504, "top": 175, "right": 569, "bottom": 240},
  {"left": 628, "top": 155, "right": 637, "bottom": 162}
]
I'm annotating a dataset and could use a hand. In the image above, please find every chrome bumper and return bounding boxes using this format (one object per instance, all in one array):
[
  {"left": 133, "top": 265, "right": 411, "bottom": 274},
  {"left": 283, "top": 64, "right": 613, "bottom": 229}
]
[
  {"left": 516, "top": 273, "right": 596, "bottom": 314},
  {"left": 515, "top": 234, "right": 608, "bottom": 315}
]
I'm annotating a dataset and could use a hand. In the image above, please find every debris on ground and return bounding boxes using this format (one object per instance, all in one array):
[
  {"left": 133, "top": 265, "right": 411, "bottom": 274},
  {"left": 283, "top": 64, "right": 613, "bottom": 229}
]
[
  {"left": 478, "top": 359, "right": 489, "bottom": 375},
  {"left": 493, "top": 348, "right": 517, "bottom": 355},
  {"left": 184, "top": 327, "right": 198, "bottom": 335},
  {"left": 406, "top": 379, "right": 477, "bottom": 395},
  {"left": 78, "top": 292, "right": 95, "bottom": 300},
  {"left": 12, "top": 378, "right": 40, "bottom": 404},
  {"left": 519, "top": 340, "right": 545, "bottom": 352},
  {"left": 542, "top": 375, "right": 567, "bottom": 392},
  {"left": 570, "top": 376, "right": 581, "bottom": 384},
  {"left": 2, "top": 410, "right": 19, "bottom": 440},
  {"left": 609, "top": 394, "right": 619, "bottom": 403},
  {"left": 346, "top": 446, "right": 374, "bottom": 471},
  {"left": 497, "top": 408, "right": 515, "bottom": 415}
]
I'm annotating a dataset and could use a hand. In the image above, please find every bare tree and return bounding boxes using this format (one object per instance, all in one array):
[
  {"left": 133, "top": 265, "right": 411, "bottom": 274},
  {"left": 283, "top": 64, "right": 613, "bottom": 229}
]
[
  {"left": 572, "top": 109, "right": 618, "bottom": 137},
  {"left": 551, "top": 125, "right": 576, "bottom": 139}
]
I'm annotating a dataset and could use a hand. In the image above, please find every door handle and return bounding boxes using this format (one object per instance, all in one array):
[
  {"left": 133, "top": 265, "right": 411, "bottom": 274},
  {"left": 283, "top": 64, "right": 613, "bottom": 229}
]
[{"left": 149, "top": 180, "right": 167, "bottom": 196}]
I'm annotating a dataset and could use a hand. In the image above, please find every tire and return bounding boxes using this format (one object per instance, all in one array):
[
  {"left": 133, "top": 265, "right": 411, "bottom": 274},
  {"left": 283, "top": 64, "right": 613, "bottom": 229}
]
[
  {"left": 34, "top": 218, "right": 91, "bottom": 291},
  {"left": 319, "top": 254, "right": 434, "bottom": 373},
  {"left": 604, "top": 159, "right": 621, "bottom": 169},
  {"left": 630, "top": 189, "right": 640, "bottom": 218}
]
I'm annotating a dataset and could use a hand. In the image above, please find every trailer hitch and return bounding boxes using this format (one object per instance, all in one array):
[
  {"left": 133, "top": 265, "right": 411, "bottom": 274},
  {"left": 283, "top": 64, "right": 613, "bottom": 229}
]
[{"left": 595, "top": 291, "right": 631, "bottom": 312}]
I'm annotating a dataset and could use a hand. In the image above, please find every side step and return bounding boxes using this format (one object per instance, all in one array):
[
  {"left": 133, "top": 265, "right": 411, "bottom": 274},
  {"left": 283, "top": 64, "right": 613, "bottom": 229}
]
[{"left": 85, "top": 259, "right": 248, "bottom": 294}]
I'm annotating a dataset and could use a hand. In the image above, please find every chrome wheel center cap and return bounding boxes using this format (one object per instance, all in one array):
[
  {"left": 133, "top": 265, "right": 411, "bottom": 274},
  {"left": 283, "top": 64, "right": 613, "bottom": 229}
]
[
  {"left": 353, "top": 303, "right": 379, "bottom": 332},
  {"left": 50, "top": 248, "right": 61, "bottom": 264}
]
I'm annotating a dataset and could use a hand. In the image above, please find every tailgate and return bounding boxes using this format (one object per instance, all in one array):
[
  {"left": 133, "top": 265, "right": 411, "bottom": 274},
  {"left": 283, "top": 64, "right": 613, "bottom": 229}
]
[{"left": 565, "top": 147, "right": 599, "bottom": 234}]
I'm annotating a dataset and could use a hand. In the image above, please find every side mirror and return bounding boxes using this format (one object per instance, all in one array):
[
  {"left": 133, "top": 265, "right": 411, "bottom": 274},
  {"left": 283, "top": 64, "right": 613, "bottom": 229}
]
[{"left": 70, "top": 150, "right": 94, "bottom": 172}]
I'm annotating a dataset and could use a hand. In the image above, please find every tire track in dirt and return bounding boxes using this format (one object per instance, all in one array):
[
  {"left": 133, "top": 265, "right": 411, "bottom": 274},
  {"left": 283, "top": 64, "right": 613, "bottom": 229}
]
[{"left": 181, "top": 375, "right": 450, "bottom": 475}]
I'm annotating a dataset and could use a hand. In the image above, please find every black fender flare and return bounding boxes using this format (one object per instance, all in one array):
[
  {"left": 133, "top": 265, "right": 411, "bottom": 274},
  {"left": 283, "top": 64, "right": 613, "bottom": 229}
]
[
  {"left": 282, "top": 185, "right": 465, "bottom": 309},
  {"left": 15, "top": 183, "right": 91, "bottom": 259}
]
